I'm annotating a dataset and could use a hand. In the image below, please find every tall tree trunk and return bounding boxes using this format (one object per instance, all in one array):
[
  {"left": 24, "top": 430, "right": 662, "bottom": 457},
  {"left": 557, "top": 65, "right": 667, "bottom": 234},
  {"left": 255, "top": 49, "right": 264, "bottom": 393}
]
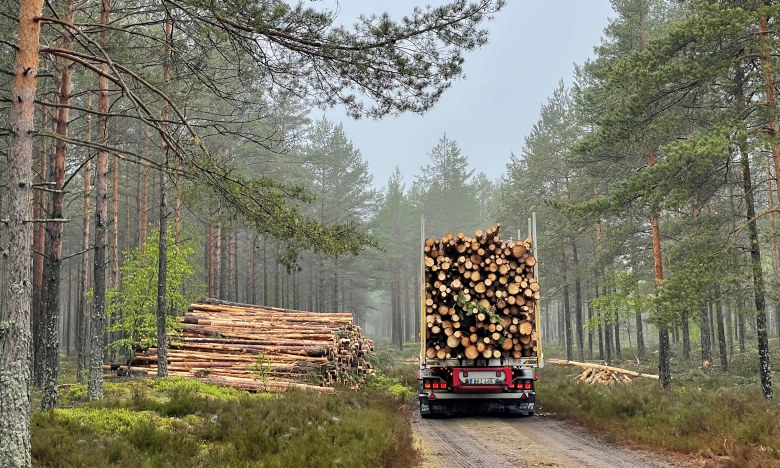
[
  {"left": 0, "top": 0, "right": 44, "bottom": 463},
  {"left": 219, "top": 229, "right": 227, "bottom": 299},
  {"left": 274, "top": 245, "right": 280, "bottom": 307},
  {"left": 66, "top": 266, "right": 72, "bottom": 356},
  {"left": 715, "top": 294, "right": 728, "bottom": 372},
  {"left": 594, "top": 200, "right": 605, "bottom": 360},
  {"left": 89, "top": 0, "right": 111, "bottom": 401},
  {"left": 263, "top": 237, "right": 268, "bottom": 305},
  {"left": 214, "top": 227, "right": 222, "bottom": 299},
  {"left": 77, "top": 93, "right": 92, "bottom": 384},
  {"left": 206, "top": 224, "right": 213, "bottom": 297},
  {"left": 392, "top": 264, "right": 401, "bottom": 350},
  {"left": 111, "top": 155, "right": 119, "bottom": 289},
  {"left": 744, "top": 34, "right": 773, "bottom": 396},
  {"left": 700, "top": 302, "right": 712, "bottom": 371},
  {"left": 649, "top": 148, "right": 671, "bottom": 389},
  {"left": 634, "top": 293, "right": 645, "bottom": 359},
  {"left": 572, "top": 239, "right": 584, "bottom": 362},
  {"left": 766, "top": 154, "right": 780, "bottom": 348},
  {"left": 41, "top": 1, "right": 74, "bottom": 407},
  {"left": 226, "top": 229, "right": 233, "bottom": 301},
  {"left": 156, "top": 168, "right": 168, "bottom": 377},
  {"left": 107, "top": 154, "right": 119, "bottom": 363},
  {"left": 603, "top": 284, "right": 612, "bottom": 365},
  {"left": 251, "top": 234, "right": 258, "bottom": 304},
  {"left": 140, "top": 129, "right": 149, "bottom": 250},
  {"left": 681, "top": 310, "right": 690, "bottom": 361},
  {"left": 561, "top": 250, "right": 572, "bottom": 360},
  {"left": 739, "top": 128, "right": 772, "bottom": 399},
  {"left": 333, "top": 256, "right": 339, "bottom": 312},
  {"left": 32, "top": 106, "right": 46, "bottom": 388},
  {"left": 156, "top": 11, "right": 173, "bottom": 378}
]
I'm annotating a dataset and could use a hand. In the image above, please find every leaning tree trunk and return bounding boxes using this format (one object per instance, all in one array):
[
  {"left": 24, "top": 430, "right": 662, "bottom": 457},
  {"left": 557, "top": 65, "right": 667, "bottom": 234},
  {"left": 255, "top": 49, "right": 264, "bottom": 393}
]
[{"left": 0, "top": 0, "right": 45, "bottom": 464}]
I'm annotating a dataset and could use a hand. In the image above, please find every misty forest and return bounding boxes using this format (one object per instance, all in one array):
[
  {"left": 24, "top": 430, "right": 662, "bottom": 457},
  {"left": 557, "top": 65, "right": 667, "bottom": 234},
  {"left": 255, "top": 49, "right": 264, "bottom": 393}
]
[{"left": 5, "top": 0, "right": 780, "bottom": 467}]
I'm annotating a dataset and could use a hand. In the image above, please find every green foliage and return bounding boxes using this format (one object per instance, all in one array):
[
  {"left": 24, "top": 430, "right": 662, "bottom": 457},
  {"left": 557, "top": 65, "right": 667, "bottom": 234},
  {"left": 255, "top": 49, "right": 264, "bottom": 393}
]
[
  {"left": 362, "top": 375, "right": 414, "bottom": 401},
  {"left": 456, "top": 292, "right": 501, "bottom": 323},
  {"left": 31, "top": 378, "right": 418, "bottom": 467},
  {"left": 539, "top": 360, "right": 780, "bottom": 468},
  {"left": 588, "top": 270, "right": 652, "bottom": 331},
  {"left": 249, "top": 353, "right": 274, "bottom": 388},
  {"left": 106, "top": 227, "right": 205, "bottom": 359}
]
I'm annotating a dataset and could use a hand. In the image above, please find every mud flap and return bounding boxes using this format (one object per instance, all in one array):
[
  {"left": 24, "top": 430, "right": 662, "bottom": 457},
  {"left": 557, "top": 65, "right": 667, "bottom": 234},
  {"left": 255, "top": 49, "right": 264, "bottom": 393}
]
[{"left": 419, "top": 396, "right": 454, "bottom": 418}]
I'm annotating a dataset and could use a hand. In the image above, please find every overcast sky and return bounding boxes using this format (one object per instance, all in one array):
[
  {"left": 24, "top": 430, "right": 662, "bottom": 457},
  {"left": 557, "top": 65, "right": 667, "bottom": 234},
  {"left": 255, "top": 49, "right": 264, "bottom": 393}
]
[{"left": 320, "top": 1, "right": 615, "bottom": 190}]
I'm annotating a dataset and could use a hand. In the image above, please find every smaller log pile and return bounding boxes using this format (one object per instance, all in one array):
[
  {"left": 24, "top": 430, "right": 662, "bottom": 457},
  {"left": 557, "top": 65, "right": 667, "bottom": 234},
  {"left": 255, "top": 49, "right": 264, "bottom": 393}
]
[
  {"left": 424, "top": 225, "right": 540, "bottom": 361},
  {"left": 127, "top": 299, "right": 374, "bottom": 392},
  {"left": 576, "top": 368, "right": 633, "bottom": 384},
  {"left": 547, "top": 359, "right": 659, "bottom": 384}
]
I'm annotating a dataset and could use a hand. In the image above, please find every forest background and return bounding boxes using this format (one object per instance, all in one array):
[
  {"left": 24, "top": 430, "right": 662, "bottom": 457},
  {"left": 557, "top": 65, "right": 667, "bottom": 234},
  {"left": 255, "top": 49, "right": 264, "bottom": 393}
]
[{"left": 5, "top": 0, "right": 780, "bottom": 465}]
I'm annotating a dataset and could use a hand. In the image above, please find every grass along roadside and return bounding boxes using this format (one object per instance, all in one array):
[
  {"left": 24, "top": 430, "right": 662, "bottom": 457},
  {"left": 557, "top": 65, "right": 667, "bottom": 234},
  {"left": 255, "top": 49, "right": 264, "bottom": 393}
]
[
  {"left": 31, "top": 352, "right": 419, "bottom": 468},
  {"left": 537, "top": 348, "right": 780, "bottom": 468}
]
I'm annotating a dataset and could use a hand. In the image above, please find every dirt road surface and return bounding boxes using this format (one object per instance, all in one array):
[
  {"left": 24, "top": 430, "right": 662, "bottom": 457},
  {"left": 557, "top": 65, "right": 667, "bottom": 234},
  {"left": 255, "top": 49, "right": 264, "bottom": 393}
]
[{"left": 413, "top": 412, "right": 704, "bottom": 468}]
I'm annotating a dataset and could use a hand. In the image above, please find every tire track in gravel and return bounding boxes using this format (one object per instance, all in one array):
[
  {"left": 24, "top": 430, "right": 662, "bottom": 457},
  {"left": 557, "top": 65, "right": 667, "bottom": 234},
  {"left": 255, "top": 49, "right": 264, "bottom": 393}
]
[{"left": 413, "top": 411, "right": 703, "bottom": 468}]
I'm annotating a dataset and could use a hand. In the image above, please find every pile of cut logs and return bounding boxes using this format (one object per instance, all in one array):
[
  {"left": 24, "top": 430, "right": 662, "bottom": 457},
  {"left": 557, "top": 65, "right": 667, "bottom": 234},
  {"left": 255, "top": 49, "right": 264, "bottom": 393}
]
[
  {"left": 126, "top": 299, "right": 374, "bottom": 392},
  {"left": 424, "top": 225, "right": 540, "bottom": 361},
  {"left": 576, "top": 368, "right": 633, "bottom": 384},
  {"left": 546, "top": 359, "right": 659, "bottom": 384}
]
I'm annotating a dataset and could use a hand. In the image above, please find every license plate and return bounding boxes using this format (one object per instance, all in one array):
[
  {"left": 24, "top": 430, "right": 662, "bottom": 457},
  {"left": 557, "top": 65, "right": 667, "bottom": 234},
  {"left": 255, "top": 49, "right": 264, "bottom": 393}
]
[
  {"left": 468, "top": 378, "right": 497, "bottom": 384},
  {"left": 420, "top": 403, "right": 430, "bottom": 413},
  {"left": 517, "top": 403, "right": 534, "bottom": 410}
]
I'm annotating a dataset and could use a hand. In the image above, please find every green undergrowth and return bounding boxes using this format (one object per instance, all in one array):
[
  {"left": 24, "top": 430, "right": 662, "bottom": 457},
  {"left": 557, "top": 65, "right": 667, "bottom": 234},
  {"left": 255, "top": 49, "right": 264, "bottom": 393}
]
[
  {"left": 538, "top": 348, "right": 780, "bottom": 468},
  {"left": 33, "top": 374, "right": 418, "bottom": 468}
]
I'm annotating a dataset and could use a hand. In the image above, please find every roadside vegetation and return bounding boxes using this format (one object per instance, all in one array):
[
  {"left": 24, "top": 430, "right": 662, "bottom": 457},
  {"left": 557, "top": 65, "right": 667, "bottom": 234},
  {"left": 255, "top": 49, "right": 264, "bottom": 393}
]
[
  {"left": 538, "top": 343, "right": 780, "bottom": 468},
  {"left": 31, "top": 350, "right": 419, "bottom": 468},
  {"left": 35, "top": 340, "right": 780, "bottom": 468}
]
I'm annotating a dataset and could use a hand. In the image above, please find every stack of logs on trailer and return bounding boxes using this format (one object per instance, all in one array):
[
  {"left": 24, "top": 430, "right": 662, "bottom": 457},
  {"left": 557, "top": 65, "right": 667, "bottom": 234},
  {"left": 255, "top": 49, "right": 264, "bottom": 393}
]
[
  {"left": 126, "top": 299, "right": 374, "bottom": 392},
  {"left": 424, "top": 225, "right": 540, "bottom": 361}
]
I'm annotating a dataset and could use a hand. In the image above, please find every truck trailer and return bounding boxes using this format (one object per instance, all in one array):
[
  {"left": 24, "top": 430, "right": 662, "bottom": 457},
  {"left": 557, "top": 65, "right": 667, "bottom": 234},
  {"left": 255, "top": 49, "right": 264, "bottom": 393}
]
[{"left": 418, "top": 221, "right": 542, "bottom": 417}]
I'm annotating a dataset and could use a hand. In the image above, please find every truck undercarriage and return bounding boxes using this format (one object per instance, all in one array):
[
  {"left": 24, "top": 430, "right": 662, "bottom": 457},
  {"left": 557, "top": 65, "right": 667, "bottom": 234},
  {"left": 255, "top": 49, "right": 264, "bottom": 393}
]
[{"left": 418, "top": 365, "right": 536, "bottom": 417}]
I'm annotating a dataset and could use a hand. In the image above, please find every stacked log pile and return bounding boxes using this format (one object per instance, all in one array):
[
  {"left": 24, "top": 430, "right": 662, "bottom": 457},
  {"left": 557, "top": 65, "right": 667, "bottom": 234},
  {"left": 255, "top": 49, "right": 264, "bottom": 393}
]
[
  {"left": 127, "top": 299, "right": 374, "bottom": 392},
  {"left": 424, "top": 225, "right": 540, "bottom": 361}
]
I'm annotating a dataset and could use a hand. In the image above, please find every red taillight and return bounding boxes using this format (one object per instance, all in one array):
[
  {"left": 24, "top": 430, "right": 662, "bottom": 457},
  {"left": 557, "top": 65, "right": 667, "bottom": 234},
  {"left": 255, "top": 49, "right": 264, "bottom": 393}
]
[
  {"left": 523, "top": 382, "right": 532, "bottom": 390},
  {"left": 424, "top": 380, "right": 447, "bottom": 390}
]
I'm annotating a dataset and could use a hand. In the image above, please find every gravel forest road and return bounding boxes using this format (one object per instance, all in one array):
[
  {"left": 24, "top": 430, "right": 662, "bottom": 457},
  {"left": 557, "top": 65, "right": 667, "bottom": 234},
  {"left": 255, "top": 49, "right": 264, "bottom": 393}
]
[{"left": 412, "top": 411, "right": 705, "bottom": 468}]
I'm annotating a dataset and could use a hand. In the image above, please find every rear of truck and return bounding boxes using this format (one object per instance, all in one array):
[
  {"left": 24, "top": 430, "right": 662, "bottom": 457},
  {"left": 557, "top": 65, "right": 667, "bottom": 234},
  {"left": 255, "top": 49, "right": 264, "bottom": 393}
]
[{"left": 417, "top": 224, "right": 541, "bottom": 418}]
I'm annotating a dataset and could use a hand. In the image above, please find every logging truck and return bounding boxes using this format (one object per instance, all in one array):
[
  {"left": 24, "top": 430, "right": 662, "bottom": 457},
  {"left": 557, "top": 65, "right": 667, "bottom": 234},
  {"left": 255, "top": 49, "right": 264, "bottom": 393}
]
[{"left": 418, "top": 220, "right": 542, "bottom": 417}]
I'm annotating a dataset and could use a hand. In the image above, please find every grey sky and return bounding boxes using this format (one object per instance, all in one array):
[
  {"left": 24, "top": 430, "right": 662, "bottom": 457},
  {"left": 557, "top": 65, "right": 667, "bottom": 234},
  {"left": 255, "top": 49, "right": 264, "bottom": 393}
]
[{"left": 321, "top": 1, "right": 615, "bottom": 190}]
